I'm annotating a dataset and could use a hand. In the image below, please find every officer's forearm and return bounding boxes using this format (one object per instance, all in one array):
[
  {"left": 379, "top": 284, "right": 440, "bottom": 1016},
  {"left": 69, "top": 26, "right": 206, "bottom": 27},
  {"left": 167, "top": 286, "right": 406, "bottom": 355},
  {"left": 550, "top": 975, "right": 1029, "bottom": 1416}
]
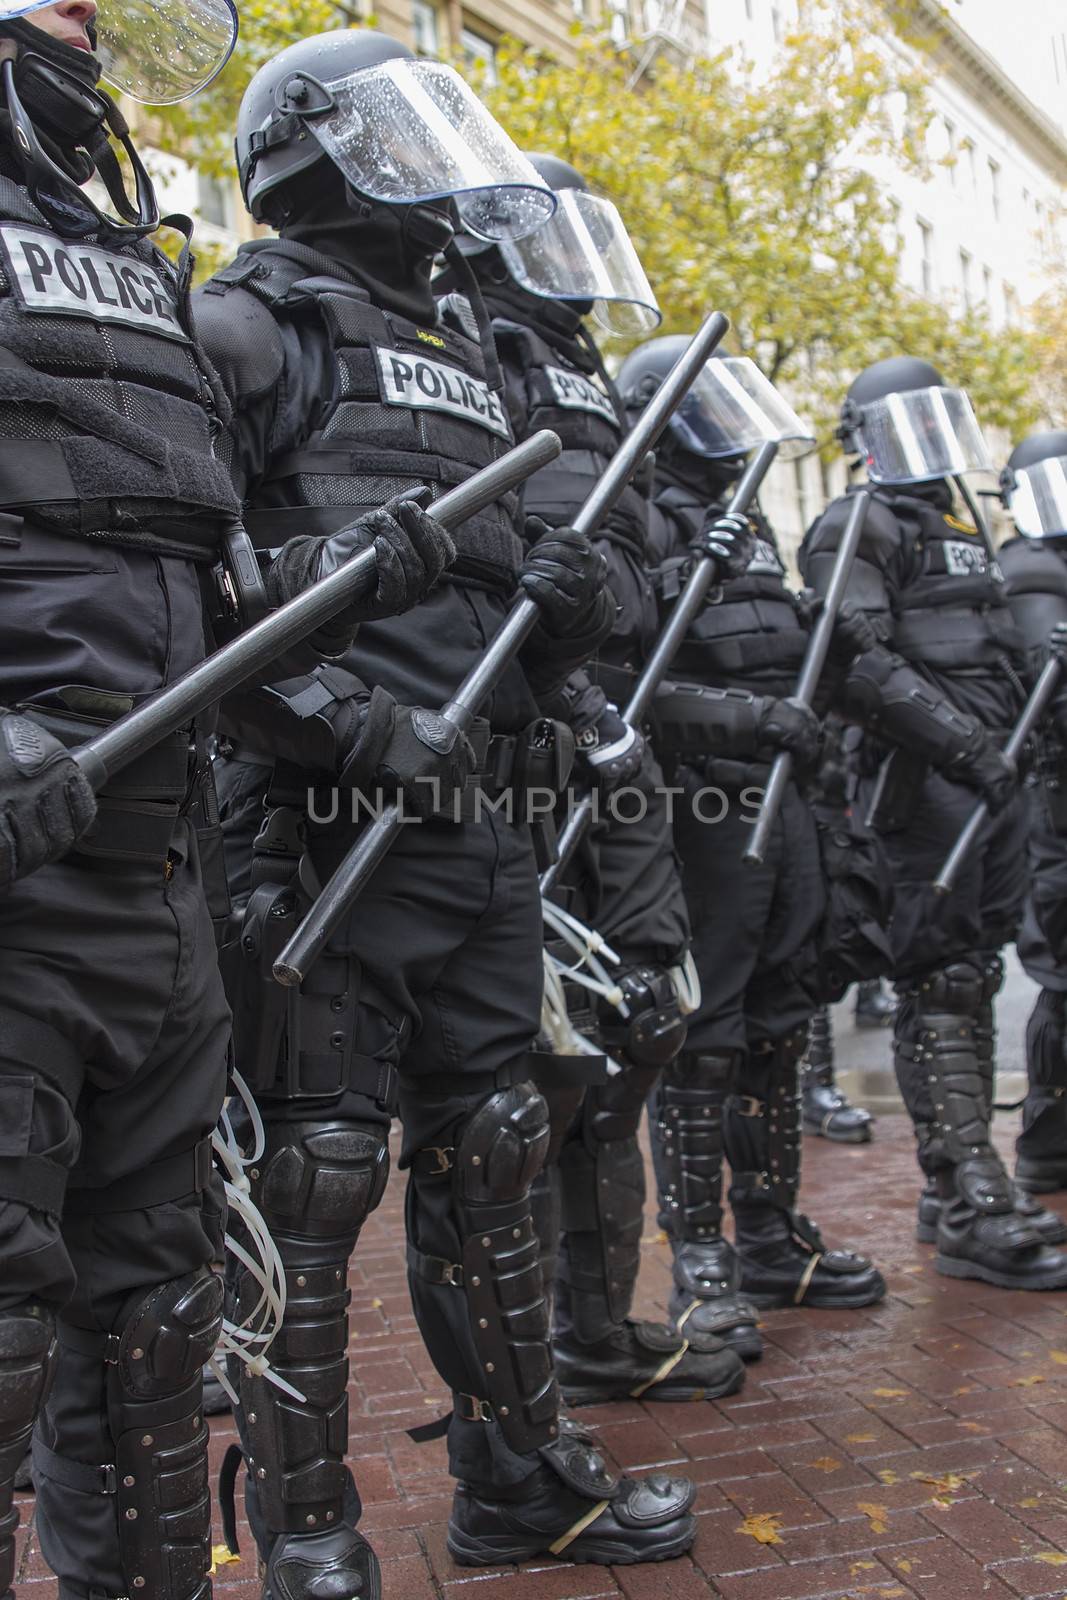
[{"left": 842, "top": 645, "right": 987, "bottom": 767}]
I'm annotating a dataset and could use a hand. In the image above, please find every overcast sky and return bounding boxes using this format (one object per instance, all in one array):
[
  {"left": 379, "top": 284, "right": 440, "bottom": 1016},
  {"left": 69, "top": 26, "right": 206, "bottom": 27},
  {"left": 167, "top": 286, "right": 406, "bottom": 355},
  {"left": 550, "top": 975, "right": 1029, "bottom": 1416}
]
[{"left": 952, "top": 0, "right": 1065, "bottom": 129}]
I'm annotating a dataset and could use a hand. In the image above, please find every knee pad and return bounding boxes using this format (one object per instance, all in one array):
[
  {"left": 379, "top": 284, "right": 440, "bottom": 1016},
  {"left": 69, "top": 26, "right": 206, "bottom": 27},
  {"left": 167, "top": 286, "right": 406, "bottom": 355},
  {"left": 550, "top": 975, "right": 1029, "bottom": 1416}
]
[
  {"left": 598, "top": 965, "right": 687, "bottom": 1070},
  {"left": 913, "top": 960, "right": 986, "bottom": 1016},
  {"left": 454, "top": 1082, "right": 550, "bottom": 1206},
  {"left": 254, "top": 1119, "right": 390, "bottom": 1258}
]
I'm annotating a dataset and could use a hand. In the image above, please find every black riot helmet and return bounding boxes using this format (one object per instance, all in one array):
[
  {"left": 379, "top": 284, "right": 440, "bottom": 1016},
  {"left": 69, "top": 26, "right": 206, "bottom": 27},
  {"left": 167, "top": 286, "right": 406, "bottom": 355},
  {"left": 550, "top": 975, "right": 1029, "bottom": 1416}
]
[
  {"left": 1001, "top": 428, "right": 1067, "bottom": 539},
  {"left": 837, "top": 354, "right": 991, "bottom": 485},
  {"left": 618, "top": 333, "right": 812, "bottom": 478},
  {"left": 234, "top": 29, "right": 554, "bottom": 239},
  {"left": 526, "top": 152, "right": 587, "bottom": 194}
]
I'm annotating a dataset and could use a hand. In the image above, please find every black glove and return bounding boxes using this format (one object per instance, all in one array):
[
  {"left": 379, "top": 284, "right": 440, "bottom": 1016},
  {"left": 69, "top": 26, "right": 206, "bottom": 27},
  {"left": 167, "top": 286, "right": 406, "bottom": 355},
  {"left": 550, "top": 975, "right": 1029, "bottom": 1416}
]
[
  {"left": 519, "top": 519, "right": 609, "bottom": 637},
  {"left": 576, "top": 701, "right": 646, "bottom": 794},
  {"left": 0, "top": 711, "right": 97, "bottom": 890},
  {"left": 691, "top": 510, "right": 754, "bottom": 580},
  {"left": 338, "top": 686, "right": 476, "bottom": 820},
  {"left": 947, "top": 739, "right": 1017, "bottom": 815},
  {"left": 756, "top": 696, "right": 821, "bottom": 767},
  {"left": 831, "top": 600, "right": 880, "bottom": 663},
  {"left": 268, "top": 491, "right": 456, "bottom": 655}
]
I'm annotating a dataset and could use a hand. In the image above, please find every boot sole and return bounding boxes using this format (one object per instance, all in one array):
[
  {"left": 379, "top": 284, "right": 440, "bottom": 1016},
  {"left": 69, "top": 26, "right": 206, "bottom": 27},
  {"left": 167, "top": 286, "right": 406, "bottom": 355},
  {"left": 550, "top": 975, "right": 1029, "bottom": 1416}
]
[
  {"left": 742, "top": 1283, "right": 887, "bottom": 1310},
  {"left": 935, "top": 1253, "right": 1067, "bottom": 1291},
  {"left": 447, "top": 1515, "right": 696, "bottom": 1567},
  {"left": 802, "top": 1120, "right": 873, "bottom": 1144},
  {"left": 559, "top": 1362, "right": 745, "bottom": 1407}
]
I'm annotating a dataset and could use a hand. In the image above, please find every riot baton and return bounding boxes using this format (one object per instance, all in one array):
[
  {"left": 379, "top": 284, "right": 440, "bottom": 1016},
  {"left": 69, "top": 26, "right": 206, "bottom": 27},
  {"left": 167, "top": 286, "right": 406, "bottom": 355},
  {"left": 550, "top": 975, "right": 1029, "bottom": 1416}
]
[
  {"left": 934, "top": 650, "right": 1065, "bottom": 895},
  {"left": 541, "top": 437, "right": 781, "bottom": 896},
  {"left": 274, "top": 309, "right": 732, "bottom": 986},
  {"left": 70, "top": 431, "right": 563, "bottom": 793},
  {"left": 743, "top": 488, "right": 872, "bottom": 866}
]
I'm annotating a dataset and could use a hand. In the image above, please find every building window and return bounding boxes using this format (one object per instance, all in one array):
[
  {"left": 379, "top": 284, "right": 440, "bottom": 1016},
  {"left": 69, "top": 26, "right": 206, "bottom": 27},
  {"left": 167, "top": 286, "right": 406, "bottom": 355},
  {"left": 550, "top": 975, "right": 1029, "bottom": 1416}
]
[
  {"left": 959, "top": 247, "right": 972, "bottom": 306},
  {"left": 943, "top": 117, "right": 956, "bottom": 184},
  {"left": 960, "top": 137, "right": 977, "bottom": 190},
  {"left": 982, "top": 264, "right": 993, "bottom": 307},
  {"left": 196, "top": 172, "right": 232, "bottom": 230},
  {"left": 770, "top": 5, "right": 781, "bottom": 39},
  {"left": 460, "top": 26, "right": 498, "bottom": 84},
  {"left": 1004, "top": 282, "right": 1018, "bottom": 324},
  {"left": 917, "top": 217, "right": 933, "bottom": 296},
  {"left": 411, "top": 0, "right": 440, "bottom": 54},
  {"left": 744, "top": 0, "right": 753, "bottom": 17},
  {"left": 988, "top": 158, "right": 1000, "bottom": 221}
]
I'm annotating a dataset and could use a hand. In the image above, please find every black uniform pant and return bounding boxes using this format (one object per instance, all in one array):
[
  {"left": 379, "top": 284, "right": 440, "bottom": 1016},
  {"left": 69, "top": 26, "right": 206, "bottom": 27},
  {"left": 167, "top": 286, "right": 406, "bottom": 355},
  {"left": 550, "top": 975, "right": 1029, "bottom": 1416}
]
[
  {"left": 673, "top": 768, "right": 823, "bottom": 1054},
  {"left": 0, "top": 822, "right": 228, "bottom": 1598},
  {"left": 1015, "top": 783, "right": 1067, "bottom": 1165}
]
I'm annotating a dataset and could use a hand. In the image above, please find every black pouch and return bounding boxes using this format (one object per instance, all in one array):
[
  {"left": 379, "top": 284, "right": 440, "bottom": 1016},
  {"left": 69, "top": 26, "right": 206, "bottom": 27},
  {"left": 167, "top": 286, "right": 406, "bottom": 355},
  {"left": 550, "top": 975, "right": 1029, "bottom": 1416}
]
[{"left": 865, "top": 746, "right": 929, "bottom": 834}]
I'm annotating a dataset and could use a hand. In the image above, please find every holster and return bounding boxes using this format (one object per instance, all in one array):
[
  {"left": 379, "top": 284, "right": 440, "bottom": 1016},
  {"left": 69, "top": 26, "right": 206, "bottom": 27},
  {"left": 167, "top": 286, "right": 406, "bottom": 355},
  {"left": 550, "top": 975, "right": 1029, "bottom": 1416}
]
[
  {"left": 866, "top": 746, "right": 929, "bottom": 834},
  {"left": 217, "top": 805, "right": 315, "bottom": 1095}
]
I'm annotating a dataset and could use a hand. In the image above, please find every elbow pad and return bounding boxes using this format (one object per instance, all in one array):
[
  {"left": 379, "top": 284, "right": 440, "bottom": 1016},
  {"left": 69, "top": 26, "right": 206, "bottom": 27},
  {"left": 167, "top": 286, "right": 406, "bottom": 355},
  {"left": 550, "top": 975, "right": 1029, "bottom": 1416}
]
[{"left": 843, "top": 646, "right": 984, "bottom": 764}]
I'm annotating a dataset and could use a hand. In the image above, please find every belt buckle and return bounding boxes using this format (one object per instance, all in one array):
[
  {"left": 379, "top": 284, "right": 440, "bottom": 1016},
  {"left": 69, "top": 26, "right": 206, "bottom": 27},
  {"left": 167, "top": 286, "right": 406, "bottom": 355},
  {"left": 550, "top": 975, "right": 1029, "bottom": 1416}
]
[
  {"left": 423, "top": 1145, "right": 454, "bottom": 1174},
  {"left": 458, "top": 1394, "right": 493, "bottom": 1424},
  {"left": 439, "top": 1261, "right": 464, "bottom": 1287}
]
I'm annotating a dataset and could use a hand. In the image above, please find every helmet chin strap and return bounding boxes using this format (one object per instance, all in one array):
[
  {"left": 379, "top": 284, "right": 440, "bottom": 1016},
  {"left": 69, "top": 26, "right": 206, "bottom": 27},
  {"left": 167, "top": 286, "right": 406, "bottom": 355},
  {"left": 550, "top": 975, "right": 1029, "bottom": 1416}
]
[{"left": 1, "top": 50, "right": 160, "bottom": 239}]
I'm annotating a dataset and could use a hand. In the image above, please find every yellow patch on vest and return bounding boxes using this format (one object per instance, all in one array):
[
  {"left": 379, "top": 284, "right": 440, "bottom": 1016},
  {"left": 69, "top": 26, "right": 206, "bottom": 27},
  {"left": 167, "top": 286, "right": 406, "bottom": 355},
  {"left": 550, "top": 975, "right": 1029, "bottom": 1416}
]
[
  {"left": 943, "top": 512, "right": 979, "bottom": 535},
  {"left": 416, "top": 328, "right": 446, "bottom": 348}
]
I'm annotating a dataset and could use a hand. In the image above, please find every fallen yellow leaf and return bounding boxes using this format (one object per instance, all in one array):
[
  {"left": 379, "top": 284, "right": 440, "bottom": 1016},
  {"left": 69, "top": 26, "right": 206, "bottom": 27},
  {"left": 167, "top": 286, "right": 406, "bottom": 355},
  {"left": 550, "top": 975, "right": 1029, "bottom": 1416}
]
[
  {"left": 960, "top": 1422, "right": 985, "bottom": 1433},
  {"left": 809, "top": 1456, "right": 842, "bottom": 1473},
  {"left": 857, "top": 1502, "right": 889, "bottom": 1535},
  {"left": 912, "top": 1472, "right": 967, "bottom": 1497},
  {"left": 736, "top": 1512, "right": 784, "bottom": 1546},
  {"left": 850, "top": 1559, "right": 879, "bottom": 1572},
  {"left": 1012, "top": 1374, "right": 1047, "bottom": 1387},
  {"left": 209, "top": 1545, "right": 239, "bottom": 1575},
  {"left": 1036, "top": 1553, "right": 1067, "bottom": 1566},
  {"left": 847, "top": 1433, "right": 877, "bottom": 1443},
  {"left": 872, "top": 1388, "right": 909, "bottom": 1399},
  {"left": 896, "top": 1558, "right": 914, "bottom": 1573},
  {"left": 371, "top": 1297, "right": 383, "bottom": 1309},
  {"left": 1019, "top": 1498, "right": 1042, "bottom": 1508},
  {"left": 952, "top": 1385, "right": 976, "bottom": 1396},
  {"left": 878, "top": 1469, "right": 901, "bottom": 1485},
  {"left": 1050, "top": 1350, "right": 1067, "bottom": 1365}
]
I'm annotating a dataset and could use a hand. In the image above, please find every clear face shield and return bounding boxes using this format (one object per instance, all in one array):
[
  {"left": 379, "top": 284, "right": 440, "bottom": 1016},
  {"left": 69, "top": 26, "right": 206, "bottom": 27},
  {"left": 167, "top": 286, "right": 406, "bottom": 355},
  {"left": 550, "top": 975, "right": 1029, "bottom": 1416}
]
[
  {"left": 298, "top": 58, "right": 555, "bottom": 242},
  {"left": 2, "top": 0, "right": 238, "bottom": 103},
  {"left": 1007, "top": 457, "right": 1067, "bottom": 539},
  {"left": 498, "top": 188, "right": 660, "bottom": 335},
  {"left": 852, "top": 386, "right": 992, "bottom": 485},
  {"left": 671, "top": 356, "right": 814, "bottom": 459}
]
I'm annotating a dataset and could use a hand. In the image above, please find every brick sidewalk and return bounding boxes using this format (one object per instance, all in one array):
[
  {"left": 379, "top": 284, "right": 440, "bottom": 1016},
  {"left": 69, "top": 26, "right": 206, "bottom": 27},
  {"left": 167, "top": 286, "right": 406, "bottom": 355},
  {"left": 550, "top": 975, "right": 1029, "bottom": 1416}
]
[{"left": 14, "top": 1113, "right": 1067, "bottom": 1600}]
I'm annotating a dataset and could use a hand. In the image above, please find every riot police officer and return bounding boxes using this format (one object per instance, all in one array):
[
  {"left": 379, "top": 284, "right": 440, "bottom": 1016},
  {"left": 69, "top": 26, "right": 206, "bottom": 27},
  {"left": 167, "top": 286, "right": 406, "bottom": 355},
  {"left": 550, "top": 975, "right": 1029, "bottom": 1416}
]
[
  {"left": 618, "top": 336, "right": 886, "bottom": 1362},
  {"left": 449, "top": 154, "right": 745, "bottom": 1404},
  {"left": 801, "top": 358, "right": 1067, "bottom": 1290},
  {"left": 197, "top": 32, "right": 697, "bottom": 1591},
  {"left": 0, "top": 6, "right": 459, "bottom": 1600},
  {"left": 997, "top": 430, "right": 1067, "bottom": 1212}
]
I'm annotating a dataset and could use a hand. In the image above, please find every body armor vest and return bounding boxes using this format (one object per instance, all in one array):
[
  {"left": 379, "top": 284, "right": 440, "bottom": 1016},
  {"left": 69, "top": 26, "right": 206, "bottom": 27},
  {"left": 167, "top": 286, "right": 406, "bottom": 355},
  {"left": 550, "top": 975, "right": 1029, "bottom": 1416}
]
[
  {"left": 870, "top": 487, "right": 1022, "bottom": 673},
  {"left": 656, "top": 483, "right": 806, "bottom": 698},
  {"left": 0, "top": 177, "right": 237, "bottom": 560},
  {"left": 998, "top": 536, "right": 1067, "bottom": 677},
  {"left": 491, "top": 315, "right": 648, "bottom": 557},
  {"left": 206, "top": 241, "right": 521, "bottom": 593}
]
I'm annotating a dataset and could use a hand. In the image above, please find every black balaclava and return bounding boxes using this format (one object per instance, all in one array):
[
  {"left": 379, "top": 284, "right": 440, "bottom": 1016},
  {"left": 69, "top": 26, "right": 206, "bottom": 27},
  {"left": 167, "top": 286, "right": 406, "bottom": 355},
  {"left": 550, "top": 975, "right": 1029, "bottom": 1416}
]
[
  {"left": 0, "top": 16, "right": 102, "bottom": 182},
  {"left": 280, "top": 162, "right": 445, "bottom": 326}
]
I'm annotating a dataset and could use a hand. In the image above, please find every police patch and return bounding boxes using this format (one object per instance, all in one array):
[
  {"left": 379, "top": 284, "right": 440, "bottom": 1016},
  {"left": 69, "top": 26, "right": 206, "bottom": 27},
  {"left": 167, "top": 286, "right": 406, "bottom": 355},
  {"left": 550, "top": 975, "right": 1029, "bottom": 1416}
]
[
  {"left": 943, "top": 539, "right": 990, "bottom": 578},
  {"left": 0, "top": 225, "right": 188, "bottom": 342},
  {"left": 373, "top": 346, "right": 510, "bottom": 439},
  {"left": 544, "top": 365, "right": 617, "bottom": 424}
]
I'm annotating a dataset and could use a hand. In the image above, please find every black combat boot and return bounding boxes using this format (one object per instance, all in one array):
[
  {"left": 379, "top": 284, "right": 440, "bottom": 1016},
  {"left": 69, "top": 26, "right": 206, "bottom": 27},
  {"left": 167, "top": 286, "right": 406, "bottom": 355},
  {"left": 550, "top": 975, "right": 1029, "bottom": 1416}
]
[
  {"left": 1016, "top": 988, "right": 1067, "bottom": 1195},
  {"left": 801, "top": 1007, "right": 874, "bottom": 1143},
  {"left": 726, "top": 1031, "right": 886, "bottom": 1308},
  {"left": 917, "top": 1175, "right": 1067, "bottom": 1247},
  {"left": 854, "top": 979, "right": 897, "bottom": 1029},
  {"left": 650, "top": 1051, "right": 763, "bottom": 1359},
  {"left": 449, "top": 1432, "right": 695, "bottom": 1566},
  {"left": 899, "top": 962, "right": 1067, "bottom": 1290},
  {"left": 552, "top": 1064, "right": 745, "bottom": 1402}
]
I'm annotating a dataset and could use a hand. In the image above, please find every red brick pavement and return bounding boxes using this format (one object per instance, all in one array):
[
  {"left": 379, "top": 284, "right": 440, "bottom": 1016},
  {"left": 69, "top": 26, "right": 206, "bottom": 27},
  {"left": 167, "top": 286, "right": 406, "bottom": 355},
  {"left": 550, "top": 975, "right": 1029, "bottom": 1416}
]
[{"left": 14, "top": 1115, "right": 1067, "bottom": 1600}]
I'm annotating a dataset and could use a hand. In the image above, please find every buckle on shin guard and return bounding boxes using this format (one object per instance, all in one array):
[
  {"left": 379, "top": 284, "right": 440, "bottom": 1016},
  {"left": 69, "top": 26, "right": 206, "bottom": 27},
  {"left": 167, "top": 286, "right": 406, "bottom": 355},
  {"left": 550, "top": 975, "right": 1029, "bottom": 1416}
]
[{"left": 458, "top": 1393, "right": 494, "bottom": 1424}]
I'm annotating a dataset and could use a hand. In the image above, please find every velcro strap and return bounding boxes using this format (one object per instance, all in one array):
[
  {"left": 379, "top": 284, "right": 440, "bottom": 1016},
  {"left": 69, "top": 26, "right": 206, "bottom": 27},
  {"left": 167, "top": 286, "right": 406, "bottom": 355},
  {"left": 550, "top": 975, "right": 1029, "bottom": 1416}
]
[
  {"left": 0, "top": 439, "right": 78, "bottom": 507},
  {"left": 407, "top": 1412, "right": 452, "bottom": 1443},
  {"left": 75, "top": 798, "right": 180, "bottom": 863},
  {"left": 32, "top": 1437, "right": 115, "bottom": 1495},
  {"left": 0, "top": 1152, "right": 68, "bottom": 1215},
  {"left": 526, "top": 1053, "right": 613, "bottom": 1088},
  {"left": 407, "top": 1245, "right": 464, "bottom": 1287},
  {"left": 67, "top": 1137, "right": 213, "bottom": 1214},
  {"left": 22, "top": 708, "right": 191, "bottom": 801},
  {"left": 296, "top": 1051, "right": 398, "bottom": 1109}
]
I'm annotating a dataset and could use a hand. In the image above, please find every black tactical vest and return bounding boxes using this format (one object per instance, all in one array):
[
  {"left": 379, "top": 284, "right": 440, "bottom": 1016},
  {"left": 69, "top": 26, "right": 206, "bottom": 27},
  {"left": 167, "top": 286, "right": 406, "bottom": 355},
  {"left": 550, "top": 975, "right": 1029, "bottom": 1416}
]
[
  {"left": 1000, "top": 535, "right": 1067, "bottom": 677},
  {"left": 492, "top": 316, "right": 647, "bottom": 557},
  {"left": 0, "top": 178, "right": 238, "bottom": 560},
  {"left": 870, "top": 487, "right": 1022, "bottom": 673},
  {"left": 206, "top": 241, "right": 522, "bottom": 593},
  {"left": 656, "top": 483, "right": 807, "bottom": 697}
]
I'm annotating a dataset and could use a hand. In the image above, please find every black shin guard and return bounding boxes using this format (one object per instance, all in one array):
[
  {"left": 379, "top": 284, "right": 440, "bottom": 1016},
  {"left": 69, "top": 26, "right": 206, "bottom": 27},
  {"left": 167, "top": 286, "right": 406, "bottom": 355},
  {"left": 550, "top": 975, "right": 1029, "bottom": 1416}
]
[
  {"left": 801, "top": 1007, "right": 872, "bottom": 1143},
  {"left": 0, "top": 1305, "right": 56, "bottom": 1600},
  {"left": 1018, "top": 988, "right": 1067, "bottom": 1192}
]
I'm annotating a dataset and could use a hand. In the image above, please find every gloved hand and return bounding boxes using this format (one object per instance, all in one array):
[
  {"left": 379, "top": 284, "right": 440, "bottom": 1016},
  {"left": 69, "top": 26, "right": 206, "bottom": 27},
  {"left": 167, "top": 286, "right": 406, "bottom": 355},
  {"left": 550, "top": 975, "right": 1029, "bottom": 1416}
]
[
  {"left": 756, "top": 696, "right": 821, "bottom": 767},
  {"left": 338, "top": 686, "right": 476, "bottom": 820},
  {"left": 268, "top": 490, "right": 456, "bottom": 656},
  {"left": 0, "top": 711, "right": 97, "bottom": 890},
  {"left": 691, "top": 510, "right": 754, "bottom": 580},
  {"left": 519, "top": 519, "right": 609, "bottom": 637},
  {"left": 576, "top": 701, "right": 646, "bottom": 794},
  {"left": 1050, "top": 621, "right": 1067, "bottom": 660},
  {"left": 831, "top": 600, "right": 880, "bottom": 663},
  {"left": 947, "top": 738, "right": 1017, "bottom": 814}
]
